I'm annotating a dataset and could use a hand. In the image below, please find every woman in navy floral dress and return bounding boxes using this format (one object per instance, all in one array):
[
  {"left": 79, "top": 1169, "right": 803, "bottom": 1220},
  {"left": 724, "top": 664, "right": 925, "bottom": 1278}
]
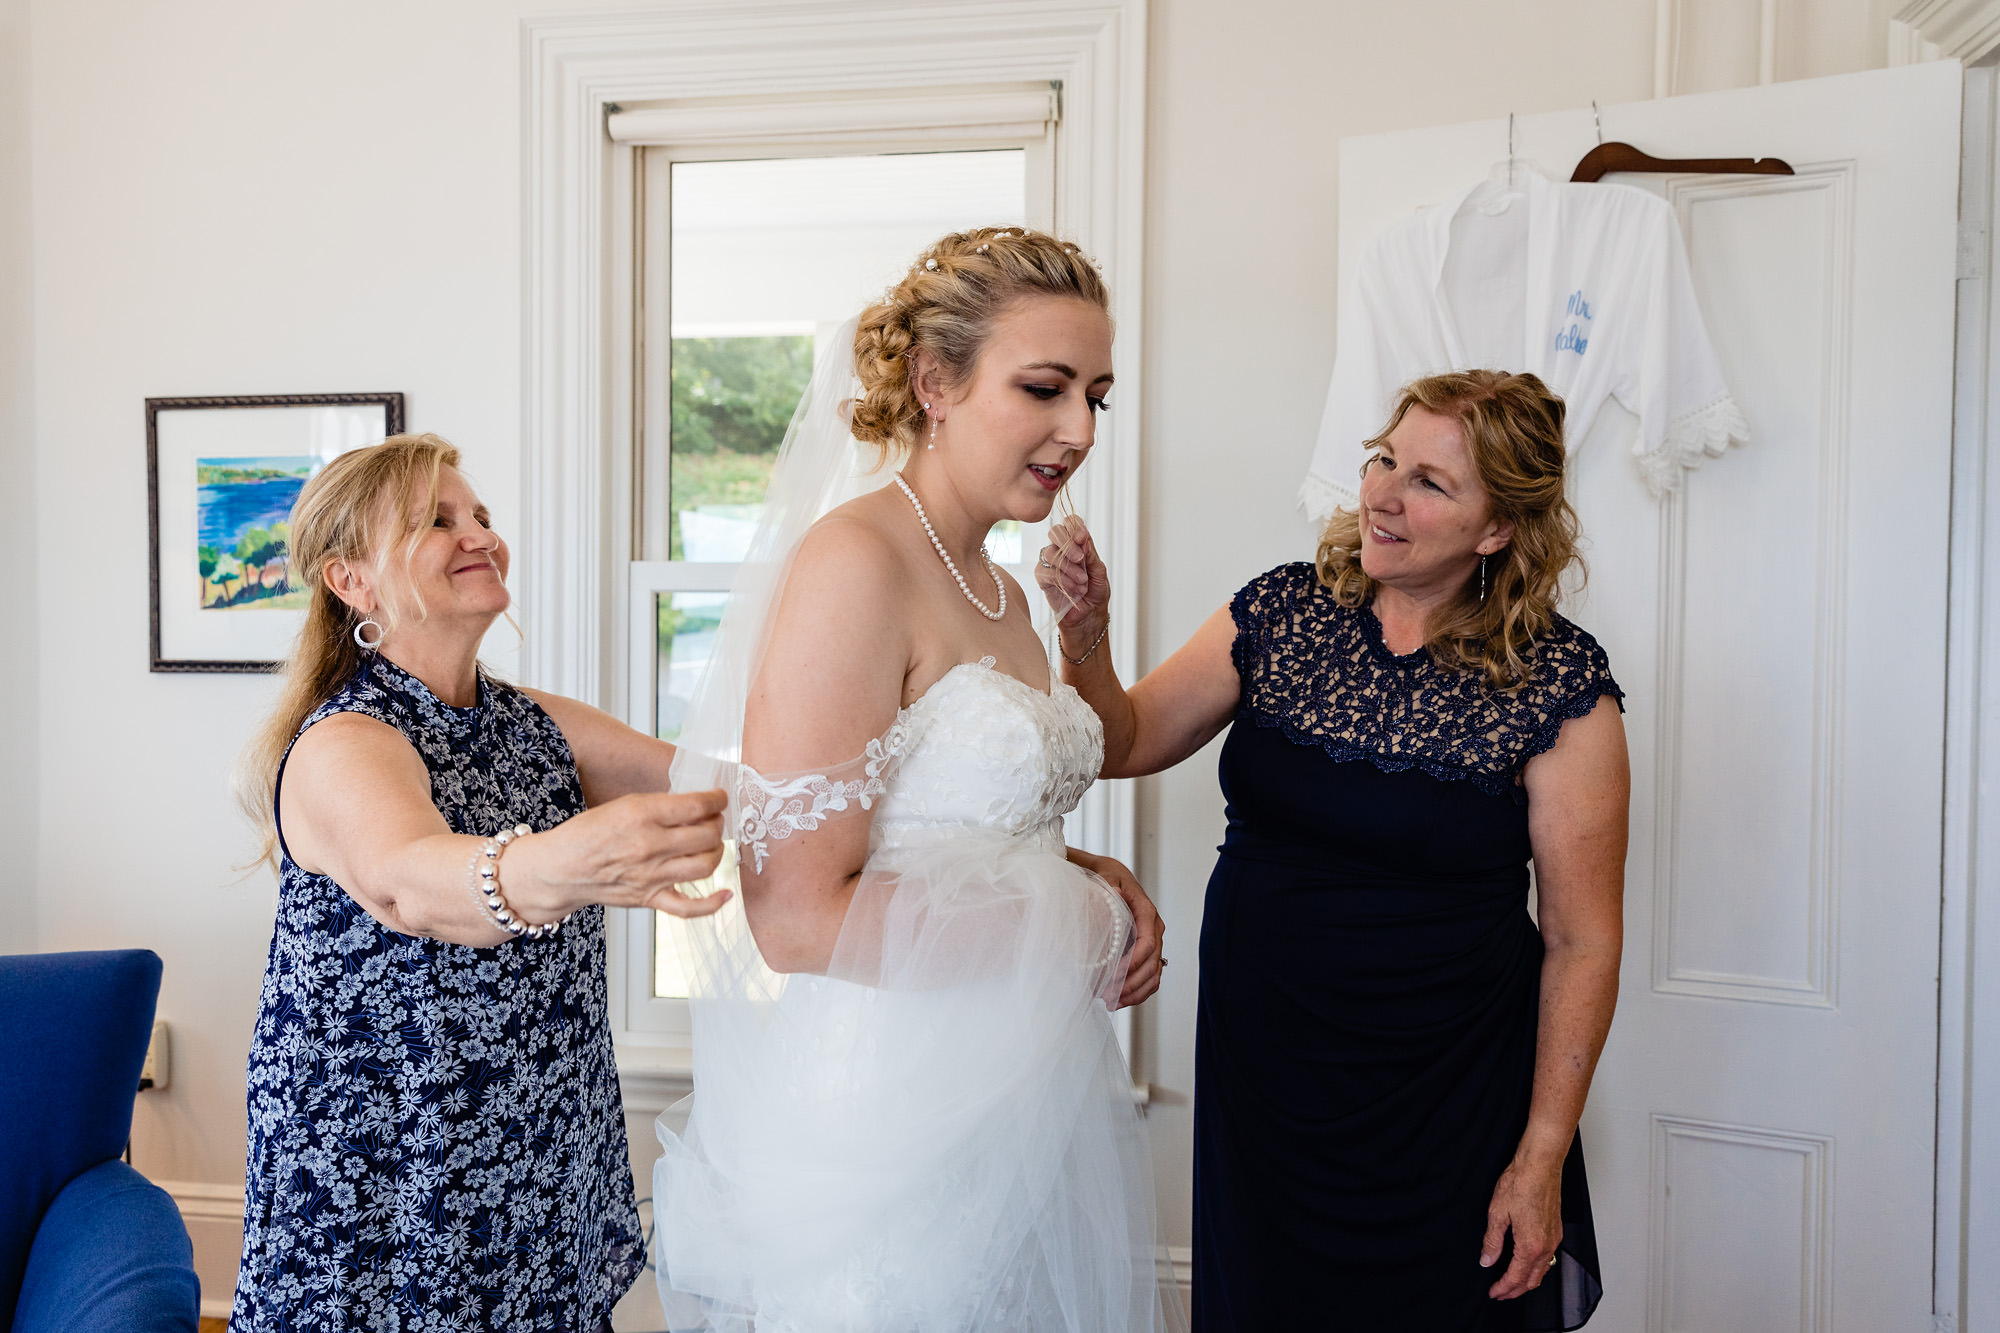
[
  {"left": 1038, "top": 372, "right": 1627, "bottom": 1330},
  {"left": 232, "top": 435, "right": 729, "bottom": 1332}
]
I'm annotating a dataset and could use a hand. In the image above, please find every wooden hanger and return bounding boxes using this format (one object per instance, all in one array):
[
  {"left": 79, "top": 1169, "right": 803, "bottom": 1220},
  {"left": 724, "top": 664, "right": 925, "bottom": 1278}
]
[
  {"left": 1571, "top": 141, "right": 1794, "bottom": 183},
  {"left": 1569, "top": 99, "right": 1793, "bottom": 183}
]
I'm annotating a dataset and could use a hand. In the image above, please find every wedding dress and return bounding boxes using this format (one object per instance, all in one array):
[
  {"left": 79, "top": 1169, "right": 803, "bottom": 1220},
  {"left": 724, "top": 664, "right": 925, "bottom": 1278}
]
[
  {"left": 650, "top": 318, "right": 1175, "bottom": 1332},
  {"left": 653, "top": 655, "right": 1163, "bottom": 1331}
]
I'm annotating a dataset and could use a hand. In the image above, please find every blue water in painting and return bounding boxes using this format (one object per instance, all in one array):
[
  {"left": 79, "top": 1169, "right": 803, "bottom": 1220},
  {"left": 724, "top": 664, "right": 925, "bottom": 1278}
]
[{"left": 198, "top": 476, "right": 305, "bottom": 547}]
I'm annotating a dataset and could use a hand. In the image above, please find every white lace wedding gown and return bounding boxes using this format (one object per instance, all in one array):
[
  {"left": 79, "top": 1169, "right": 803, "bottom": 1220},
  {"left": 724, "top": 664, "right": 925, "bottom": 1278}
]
[{"left": 653, "top": 657, "right": 1169, "bottom": 1333}]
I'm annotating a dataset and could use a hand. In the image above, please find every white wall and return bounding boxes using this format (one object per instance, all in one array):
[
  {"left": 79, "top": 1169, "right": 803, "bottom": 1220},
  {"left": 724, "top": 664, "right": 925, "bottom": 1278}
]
[
  {"left": 14, "top": 0, "right": 1897, "bottom": 1315},
  {"left": 0, "top": 0, "right": 36, "bottom": 959},
  {"left": 22, "top": 0, "right": 593, "bottom": 1304}
]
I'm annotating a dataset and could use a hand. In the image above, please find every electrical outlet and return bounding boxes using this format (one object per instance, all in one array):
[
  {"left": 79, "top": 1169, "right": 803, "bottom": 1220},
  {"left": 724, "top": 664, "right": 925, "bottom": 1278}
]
[{"left": 138, "top": 1020, "right": 169, "bottom": 1092}]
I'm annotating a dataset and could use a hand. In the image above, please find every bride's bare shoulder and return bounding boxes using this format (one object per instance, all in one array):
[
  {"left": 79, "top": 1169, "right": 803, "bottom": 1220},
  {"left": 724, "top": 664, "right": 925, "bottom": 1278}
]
[
  {"left": 787, "top": 490, "right": 913, "bottom": 590},
  {"left": 766, "top": 490, "right": 916, "bottom": 650},
  {"left": 758, "top": 488, "right": 913, "bottom": 725}
]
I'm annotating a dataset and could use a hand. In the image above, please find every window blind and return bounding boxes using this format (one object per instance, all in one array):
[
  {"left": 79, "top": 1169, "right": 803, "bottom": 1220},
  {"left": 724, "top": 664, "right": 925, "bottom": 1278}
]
[{"left": 606, "top": 86, "right": 1058, "bottom": 147}]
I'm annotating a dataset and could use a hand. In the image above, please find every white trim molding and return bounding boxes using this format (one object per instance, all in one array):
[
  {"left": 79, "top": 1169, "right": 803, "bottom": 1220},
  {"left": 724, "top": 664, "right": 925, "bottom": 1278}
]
[
  {"left": 1892, "top": 0, "right": 2000, "bottom": 66},
  {"left": 156, "top": 1178, "right": 245, "bottom": 1320},
  {"left": 1940, "top": 59, "right": 2000, "bottom": 1333},
  {"left": 1653, "top": 0, "right": 1781, "bottom": 98}
]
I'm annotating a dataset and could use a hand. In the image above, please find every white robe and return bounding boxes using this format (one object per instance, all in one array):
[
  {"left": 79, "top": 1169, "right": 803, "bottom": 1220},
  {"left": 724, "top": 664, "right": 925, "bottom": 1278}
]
[{"left": 1301, "top": 168, "right": 1749, "bottom": 518}]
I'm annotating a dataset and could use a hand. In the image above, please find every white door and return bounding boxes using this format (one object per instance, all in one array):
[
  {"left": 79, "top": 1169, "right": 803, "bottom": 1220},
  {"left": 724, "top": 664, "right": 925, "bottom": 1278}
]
[{"left": 1336, "top": 62, "right": 1960, "bottom": 1332}]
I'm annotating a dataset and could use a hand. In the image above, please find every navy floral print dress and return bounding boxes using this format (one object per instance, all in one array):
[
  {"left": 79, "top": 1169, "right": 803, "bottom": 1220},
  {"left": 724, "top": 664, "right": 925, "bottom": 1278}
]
[{"left": 235, "top": 655, "right": 642, "bottom": 1333}]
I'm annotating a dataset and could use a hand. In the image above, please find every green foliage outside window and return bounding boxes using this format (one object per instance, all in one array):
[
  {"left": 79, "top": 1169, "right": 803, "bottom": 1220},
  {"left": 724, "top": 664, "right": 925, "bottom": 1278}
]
[{"left": 669, "top": 334, "right": 813, "bottom": 561}]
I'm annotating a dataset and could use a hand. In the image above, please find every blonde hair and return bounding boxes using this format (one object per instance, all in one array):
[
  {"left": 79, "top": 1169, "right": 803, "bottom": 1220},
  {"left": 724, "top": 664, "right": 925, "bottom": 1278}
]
[
  {"left": 1315, "top": 371, "right": 1581, "bottom": 689},
  {"left": 236, "top": 433, "right": 462, "bottom": 867},
  {"left": 850, "top": 227, "right": 1110, "bottom": 464}
]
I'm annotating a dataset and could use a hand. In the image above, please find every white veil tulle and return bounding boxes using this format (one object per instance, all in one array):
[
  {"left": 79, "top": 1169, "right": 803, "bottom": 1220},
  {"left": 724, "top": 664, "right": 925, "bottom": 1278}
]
[{"left": 666, "top": 315, "right": 878, "bottom": 802}]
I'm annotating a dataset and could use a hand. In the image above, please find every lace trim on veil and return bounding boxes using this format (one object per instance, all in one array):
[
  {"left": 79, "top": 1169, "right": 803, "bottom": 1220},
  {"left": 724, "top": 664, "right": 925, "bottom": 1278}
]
[{"left": 737, "top": 720, "right": 912, "bottom": 872}]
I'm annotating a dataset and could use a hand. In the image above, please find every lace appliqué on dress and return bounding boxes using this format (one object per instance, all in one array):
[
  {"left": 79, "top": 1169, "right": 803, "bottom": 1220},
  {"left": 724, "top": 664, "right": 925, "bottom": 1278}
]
[
  {"left": 739, "top": 720, "right": 913, "bottom": 872},
  {"left": 1230, "top": 563, "right": 1624, "bottom": 800}
]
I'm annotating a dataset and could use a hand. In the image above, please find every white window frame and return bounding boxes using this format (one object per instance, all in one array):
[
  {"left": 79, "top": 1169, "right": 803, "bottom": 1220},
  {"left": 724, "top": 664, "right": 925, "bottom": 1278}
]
[{"left": 524, "top": 3, "right": 1148, "bottom": 1110}]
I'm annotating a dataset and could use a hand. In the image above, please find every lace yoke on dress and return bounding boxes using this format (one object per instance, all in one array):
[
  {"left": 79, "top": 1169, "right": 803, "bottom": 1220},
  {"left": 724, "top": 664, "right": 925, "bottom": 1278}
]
[{"left": 1230, "top": 562, "right": 1624, "bottom": 800}]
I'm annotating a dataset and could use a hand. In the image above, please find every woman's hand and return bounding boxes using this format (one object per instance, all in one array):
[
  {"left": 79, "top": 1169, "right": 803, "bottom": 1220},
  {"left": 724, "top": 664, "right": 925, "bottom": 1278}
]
[
  {"left": 1067, "top": 847, "right": 1165, "bottom": 1008},
  {"left": 507, "top": 788, "right": 732, "bottom": 922},
  {"left": 1480, "top": 1149, "right": 1565, "bottom": 1299},
  {"left": 1036, "top": 515, "right": 1111, "bottom": 641}
]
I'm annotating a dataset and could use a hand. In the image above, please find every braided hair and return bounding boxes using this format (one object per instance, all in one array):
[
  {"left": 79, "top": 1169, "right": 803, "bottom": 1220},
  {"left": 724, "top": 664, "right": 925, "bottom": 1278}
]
[{"left": 850, "top": 227, "right": 1109, "bottom": 464}]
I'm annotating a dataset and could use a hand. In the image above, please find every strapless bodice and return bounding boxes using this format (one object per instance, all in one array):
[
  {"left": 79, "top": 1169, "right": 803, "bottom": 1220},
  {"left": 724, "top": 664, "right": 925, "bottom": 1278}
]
[{"left": 870, "top": 658, "right": 1105, "bottom": 854}]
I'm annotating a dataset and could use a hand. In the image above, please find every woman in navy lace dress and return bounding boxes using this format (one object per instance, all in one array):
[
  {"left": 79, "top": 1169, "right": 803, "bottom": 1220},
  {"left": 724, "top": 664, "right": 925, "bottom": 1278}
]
[
  {"left": 1038, "top": 372, "right": 1626, "bottom": 1330},
  {"left": 231, "top": 435, "right": 729, "bottom": 1332}
]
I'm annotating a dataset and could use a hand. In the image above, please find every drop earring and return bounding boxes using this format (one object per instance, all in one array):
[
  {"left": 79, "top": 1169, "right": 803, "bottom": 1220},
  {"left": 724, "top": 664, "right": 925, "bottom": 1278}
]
[
  {"left": 1478, "top": 554, "right": 1489, "bottom": 603},
  {"left": 925, "top": 403, "right": 938, "bottom": 451}
]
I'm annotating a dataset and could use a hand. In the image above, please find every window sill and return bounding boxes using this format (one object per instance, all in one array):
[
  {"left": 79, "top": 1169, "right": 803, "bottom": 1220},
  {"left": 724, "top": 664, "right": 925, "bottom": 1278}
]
[{"left": 615, "top": 1040, "right": 695, "bottom": 1116}]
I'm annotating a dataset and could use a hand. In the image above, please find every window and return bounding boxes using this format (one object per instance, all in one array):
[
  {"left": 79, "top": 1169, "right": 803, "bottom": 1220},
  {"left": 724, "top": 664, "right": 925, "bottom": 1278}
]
[
  {"left": 615, "top": 96, "right": 1061, "bottom": 1028},
  {"left": 524, "top": 7, "right": 1146, "bottom": 1094}
]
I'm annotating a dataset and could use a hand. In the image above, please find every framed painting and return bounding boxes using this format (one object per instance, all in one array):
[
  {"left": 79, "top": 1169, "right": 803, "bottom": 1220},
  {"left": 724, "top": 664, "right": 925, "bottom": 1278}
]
[{"left": 148, "top": 393, "right": 405, "bottom": 672}]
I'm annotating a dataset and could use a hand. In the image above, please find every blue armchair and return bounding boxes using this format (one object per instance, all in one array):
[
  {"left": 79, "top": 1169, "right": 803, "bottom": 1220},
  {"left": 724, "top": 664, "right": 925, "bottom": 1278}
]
[{"left": 0, "top": 950, "right": 200, "bottom": 1332}]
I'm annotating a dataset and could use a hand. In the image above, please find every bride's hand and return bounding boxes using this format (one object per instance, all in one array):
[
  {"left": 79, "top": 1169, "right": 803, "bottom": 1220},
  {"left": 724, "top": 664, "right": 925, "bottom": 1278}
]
[
  {"left": 1067, "top": 848, "right": 1165, "bottom": 1008},
  {"left": 1036, "top": 516, "right": 1110, "bottom": 640}
]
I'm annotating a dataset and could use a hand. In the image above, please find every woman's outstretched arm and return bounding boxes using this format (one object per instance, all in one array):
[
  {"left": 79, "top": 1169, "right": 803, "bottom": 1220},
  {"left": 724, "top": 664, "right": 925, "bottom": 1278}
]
[
  {"left": 524, "top": 689, "right": 684, "bottom": 804},
  {"left": 281, "top": 713, "right": 729, "bottom": 946},
  {"left": 1038, "top": 516, "right": 1240, "bottom": 778}
]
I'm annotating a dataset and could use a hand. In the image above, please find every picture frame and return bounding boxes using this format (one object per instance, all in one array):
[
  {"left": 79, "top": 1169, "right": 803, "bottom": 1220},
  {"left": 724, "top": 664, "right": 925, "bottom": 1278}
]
[{"left": 147, "top": 393, "right": 405, "bottom": 672}]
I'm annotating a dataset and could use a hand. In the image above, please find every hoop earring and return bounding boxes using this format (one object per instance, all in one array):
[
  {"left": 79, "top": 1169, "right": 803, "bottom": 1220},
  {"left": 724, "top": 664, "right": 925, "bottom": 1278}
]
[
  {"left": 1478, "top": 554, "right": 1489, "bottom": 603},
  {"left": 353, "top": 618, "right": 385, "bottom": 650}
]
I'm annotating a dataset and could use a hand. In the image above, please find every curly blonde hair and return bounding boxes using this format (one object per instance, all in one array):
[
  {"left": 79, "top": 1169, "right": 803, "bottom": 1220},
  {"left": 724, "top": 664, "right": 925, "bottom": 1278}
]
[
  {"left": 850, "top": 226, "right": 1110, "bottom": 464},
  {"left": 1315, "top": 371, "right": 1581, "bottom": 689}
]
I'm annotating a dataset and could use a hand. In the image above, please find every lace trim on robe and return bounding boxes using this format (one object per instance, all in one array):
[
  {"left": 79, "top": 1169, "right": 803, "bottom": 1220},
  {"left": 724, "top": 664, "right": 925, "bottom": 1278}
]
[
  {"left": 738, "top": 718, "right": 914, "bottom": 872},
  {"left": 1229, "top": 562, "right": 1624, "bottom": 801},
  {"left": 1636, "top": 392, "right": 1751, "bottom": 497}
]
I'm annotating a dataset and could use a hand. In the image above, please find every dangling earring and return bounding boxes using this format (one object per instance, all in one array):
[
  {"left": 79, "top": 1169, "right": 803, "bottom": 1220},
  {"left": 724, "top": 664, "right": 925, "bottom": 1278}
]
[
  {"left": 353, "top": 618, "right": 385, "bottom": 650},
  {"left": 925, "top": 402, "right": 938, "bottom": 451},
  {"left": 1478, "top": 554, "right": 1489, "bottom": 603}
]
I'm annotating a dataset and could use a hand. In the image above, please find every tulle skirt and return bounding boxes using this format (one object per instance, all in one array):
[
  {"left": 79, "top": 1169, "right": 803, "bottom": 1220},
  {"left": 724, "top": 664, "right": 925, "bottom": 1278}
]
[{"left": 653, "top": 826, "right": 1173, "bottom": 1333}]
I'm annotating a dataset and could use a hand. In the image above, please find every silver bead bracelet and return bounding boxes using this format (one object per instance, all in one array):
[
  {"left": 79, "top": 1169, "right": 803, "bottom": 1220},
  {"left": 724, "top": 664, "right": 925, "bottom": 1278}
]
[
  {"left": 1060, "top": 621, "right": 1109, "bottom": 666},
  {"left": 469, "top": 823, "right": 571, "bottom": 940}
]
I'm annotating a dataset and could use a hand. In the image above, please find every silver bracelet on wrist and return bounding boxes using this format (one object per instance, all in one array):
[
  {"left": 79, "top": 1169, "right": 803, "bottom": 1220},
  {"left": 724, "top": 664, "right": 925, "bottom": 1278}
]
[
  {"left": 1060, "top": 621, "right": 1109, "bottom": 666},
  {"left": 469, "top": 823, "right": 570, "bottom": 940}
]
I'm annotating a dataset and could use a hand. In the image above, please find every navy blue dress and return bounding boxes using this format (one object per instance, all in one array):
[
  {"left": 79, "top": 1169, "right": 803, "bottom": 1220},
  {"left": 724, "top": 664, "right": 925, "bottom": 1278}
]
[
  {"left": 1193, "top": 563, "right": 1616, "bottom": 1331},
  {"left": 235, "top": 656, "right": 643, "bottom": 1333}
]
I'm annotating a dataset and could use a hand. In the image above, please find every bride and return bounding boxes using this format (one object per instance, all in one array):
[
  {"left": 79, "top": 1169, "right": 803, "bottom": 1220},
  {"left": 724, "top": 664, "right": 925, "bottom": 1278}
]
[{"left": 652, "top": 227, "right": 1179, "bottom": 1332}]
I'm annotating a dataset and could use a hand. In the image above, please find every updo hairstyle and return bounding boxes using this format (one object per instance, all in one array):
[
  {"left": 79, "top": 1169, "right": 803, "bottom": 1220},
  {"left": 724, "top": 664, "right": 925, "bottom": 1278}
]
[
  {"left": 850, "top": 227, "right": 1110, "bottom": 463},
  {"left": 1316, "top": 370, "right": 1581, "bottom": 690}
]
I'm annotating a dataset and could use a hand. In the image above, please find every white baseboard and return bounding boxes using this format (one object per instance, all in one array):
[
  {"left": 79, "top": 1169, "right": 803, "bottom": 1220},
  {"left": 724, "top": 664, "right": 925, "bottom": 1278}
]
[
  {"left": 1158, "top": 1243, "right": 1193, "bottom": 1292},
  {"left": 154, "top": 1178, "right": 244, "bottom": 1321},
  {"left": 154, "top": 1178, "right": 245, "bottom": 1220},
  {"left": 151, "top": 1177, "right": 1192, "bottom": 1316}
]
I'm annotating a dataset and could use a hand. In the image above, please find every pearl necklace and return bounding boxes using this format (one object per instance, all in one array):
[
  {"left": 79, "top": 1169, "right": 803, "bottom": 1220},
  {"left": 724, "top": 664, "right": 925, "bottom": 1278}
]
[{"left": 892, "top": 473, "right": 1007, "bottom": 621}]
